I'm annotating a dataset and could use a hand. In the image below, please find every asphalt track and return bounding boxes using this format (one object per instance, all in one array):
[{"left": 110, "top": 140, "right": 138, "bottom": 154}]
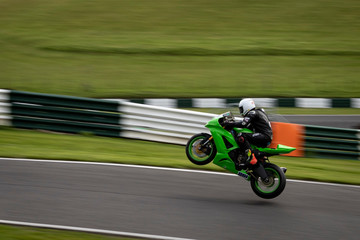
[{"left": 0, "top": 158, "right": 359, "bottom": 240}]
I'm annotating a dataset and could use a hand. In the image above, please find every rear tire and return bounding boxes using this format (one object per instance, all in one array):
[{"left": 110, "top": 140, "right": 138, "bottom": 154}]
[
  {"left": 250, "top": 163, "right": 286, "bottom": 199},
  {"left": 186, "top": 133, "right": 216, "bottom": 165}
]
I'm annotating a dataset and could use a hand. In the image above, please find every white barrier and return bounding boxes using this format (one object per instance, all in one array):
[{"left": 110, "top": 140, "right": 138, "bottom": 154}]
[
  {"left": 0, "top": 90, "right": 11, "bottom": 126},
  {"left": 119, "top": 101, "right": 216, "bottom": 144},
  {"left": 120, "top": 101, "right": 216, "bottom": 124},
  {"left": 121, "top": 127, "right": 193, "bottom": 145},
  {"left": 0, "top": 89, "right": 10, "bottom": 101},
  {"left": 121, "top": 115, "right": 208, "bottom": 135}
]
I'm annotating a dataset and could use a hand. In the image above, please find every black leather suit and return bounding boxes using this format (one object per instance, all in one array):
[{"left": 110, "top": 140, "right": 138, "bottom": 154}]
[{"left": 231, "top": 108, "right": 273, "bottom": 149}]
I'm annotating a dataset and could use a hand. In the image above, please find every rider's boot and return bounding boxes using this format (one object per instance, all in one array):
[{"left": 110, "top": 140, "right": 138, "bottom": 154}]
[{"left": 241, "top": 149, "right": 255, "bottom": 166}]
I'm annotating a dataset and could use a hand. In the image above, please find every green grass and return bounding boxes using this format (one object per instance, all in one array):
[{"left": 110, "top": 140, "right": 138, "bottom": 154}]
[
  {"left": 0, "top": 0, "right": 359, "bottom": 98},
  {"left": 0, "top": 224, "right": 139, "bottom": 240},
  {"left": 1, "top": 127, "right": 359, "bottom": 185}
]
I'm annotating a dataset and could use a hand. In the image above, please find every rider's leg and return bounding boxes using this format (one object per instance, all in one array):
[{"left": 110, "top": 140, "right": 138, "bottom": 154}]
[
  {"left": 242, "top": 133, "right": 271, "bottom": 157},
  {"left": 236, "top": 133, "right": 271, "bottom": 182},
  {"left": 236, "top": 133, "right": 253, "bottom": 164},
  {"left": 246, "top": 134, "right": 272, "bottom": 182}
]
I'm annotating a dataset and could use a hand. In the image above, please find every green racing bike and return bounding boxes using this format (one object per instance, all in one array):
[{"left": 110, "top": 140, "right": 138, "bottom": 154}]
[{"left": 186, "top": 112, "right": 296, "bottom": 199}]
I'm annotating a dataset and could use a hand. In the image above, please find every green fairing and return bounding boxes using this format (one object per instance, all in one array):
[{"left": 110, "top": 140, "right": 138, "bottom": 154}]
[
  {"left": 257, "top": 144, "right": 296, "bottom": 154},
  {"left": 205, "top": 117, "right": 239, "bottom": 174},
  {"left": 205, "top": 114, "right": 295, "bottom": 175}
]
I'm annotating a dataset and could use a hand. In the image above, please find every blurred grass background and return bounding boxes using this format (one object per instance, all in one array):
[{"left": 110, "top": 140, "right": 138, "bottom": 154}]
[{"left": 0, "top": 0, "right": 359, "bottom": 98}]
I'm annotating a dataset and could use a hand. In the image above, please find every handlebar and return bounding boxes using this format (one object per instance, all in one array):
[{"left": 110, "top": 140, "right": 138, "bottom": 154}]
[{"left": 219, "top": 112, "right": 235, "bottom": 128}]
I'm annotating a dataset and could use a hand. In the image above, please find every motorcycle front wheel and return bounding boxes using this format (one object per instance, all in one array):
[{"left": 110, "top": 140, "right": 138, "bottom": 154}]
[
  {"left": 250, "top": 163, "right": 286, "bottom": 199},
  {"left": 186, "top": 133, "right": 216, "bottom": 165}
]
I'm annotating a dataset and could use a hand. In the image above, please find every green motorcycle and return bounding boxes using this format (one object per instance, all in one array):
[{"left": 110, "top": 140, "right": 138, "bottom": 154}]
[{"left": 186, "top": 112, "right": 296, "bottom": 199}]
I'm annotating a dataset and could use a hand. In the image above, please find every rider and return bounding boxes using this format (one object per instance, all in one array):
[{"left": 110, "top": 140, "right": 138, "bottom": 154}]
[{"left": 224, "top": 98, "right": 273, "bottom": 167}]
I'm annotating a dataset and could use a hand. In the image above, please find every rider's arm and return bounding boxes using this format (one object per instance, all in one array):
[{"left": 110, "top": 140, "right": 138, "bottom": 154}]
[{"left": 233, "top": 110, "right": 256, "bottom": 128}]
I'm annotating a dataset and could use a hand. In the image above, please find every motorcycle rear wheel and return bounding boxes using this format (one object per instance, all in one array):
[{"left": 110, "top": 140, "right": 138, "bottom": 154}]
[
  {"left": 250, "top": 163, "right": 286, "bottom": 199},
  {"left": 186, "top": 133, "right": 216, "bottom": 165}
]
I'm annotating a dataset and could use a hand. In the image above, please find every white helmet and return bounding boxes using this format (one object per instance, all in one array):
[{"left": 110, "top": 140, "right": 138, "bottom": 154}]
[{"left": 239, "top": 98, "right": 256, "bottom": 116}]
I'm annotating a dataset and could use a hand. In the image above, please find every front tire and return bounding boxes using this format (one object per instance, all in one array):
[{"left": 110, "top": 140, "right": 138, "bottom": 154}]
[
  {"left": 250, "top": 163, "right": 286, "bottom": 199},
  {"left": 186, "top": 133, "right": 216, "bottom": 165}
]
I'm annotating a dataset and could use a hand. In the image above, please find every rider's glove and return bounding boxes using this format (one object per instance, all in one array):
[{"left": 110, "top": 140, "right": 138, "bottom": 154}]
[{"left": 224, "top": 122, "right": 236, "bottom": 130}]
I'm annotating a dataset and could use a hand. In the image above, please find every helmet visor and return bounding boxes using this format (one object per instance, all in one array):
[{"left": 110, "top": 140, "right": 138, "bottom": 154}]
[{"left": 239, "top": 106, "right": 244, "bottom": 115}]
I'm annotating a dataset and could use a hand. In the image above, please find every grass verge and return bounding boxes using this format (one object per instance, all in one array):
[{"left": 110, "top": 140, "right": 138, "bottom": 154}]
[
  {"left": 0, "top": 224, "right": 139, "bottom": 240},
  {"left": 1, "top": 127, "right": 359, "bottom": 185}
]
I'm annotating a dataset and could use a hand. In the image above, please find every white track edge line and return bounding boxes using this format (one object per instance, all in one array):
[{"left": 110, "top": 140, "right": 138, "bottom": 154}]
[
  {"left": 0, "top": 220, "right": 196, "bottom": 240},
  {"left": 0, "top": 157, "right": 359, "bottom": 189}
]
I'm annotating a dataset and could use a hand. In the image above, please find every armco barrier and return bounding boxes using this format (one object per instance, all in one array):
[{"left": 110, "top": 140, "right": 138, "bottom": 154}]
[
  {"left": 9, "top": 90, "right": 121, "bottom": 137},
  {"left": 1, "top": 89, "right": 359, "bottom": 160},
  {"left": 11, "top": 90, "right": 119, "bottom": 112},
  {"left": 304, "top": 125, "right": 360, "bottom": 160},
  {"left": 12, "top": 116, "right": 120, "bottom": 137},
  {"left": 2, "top": 90, "right": 213, "bottom": 144}
]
